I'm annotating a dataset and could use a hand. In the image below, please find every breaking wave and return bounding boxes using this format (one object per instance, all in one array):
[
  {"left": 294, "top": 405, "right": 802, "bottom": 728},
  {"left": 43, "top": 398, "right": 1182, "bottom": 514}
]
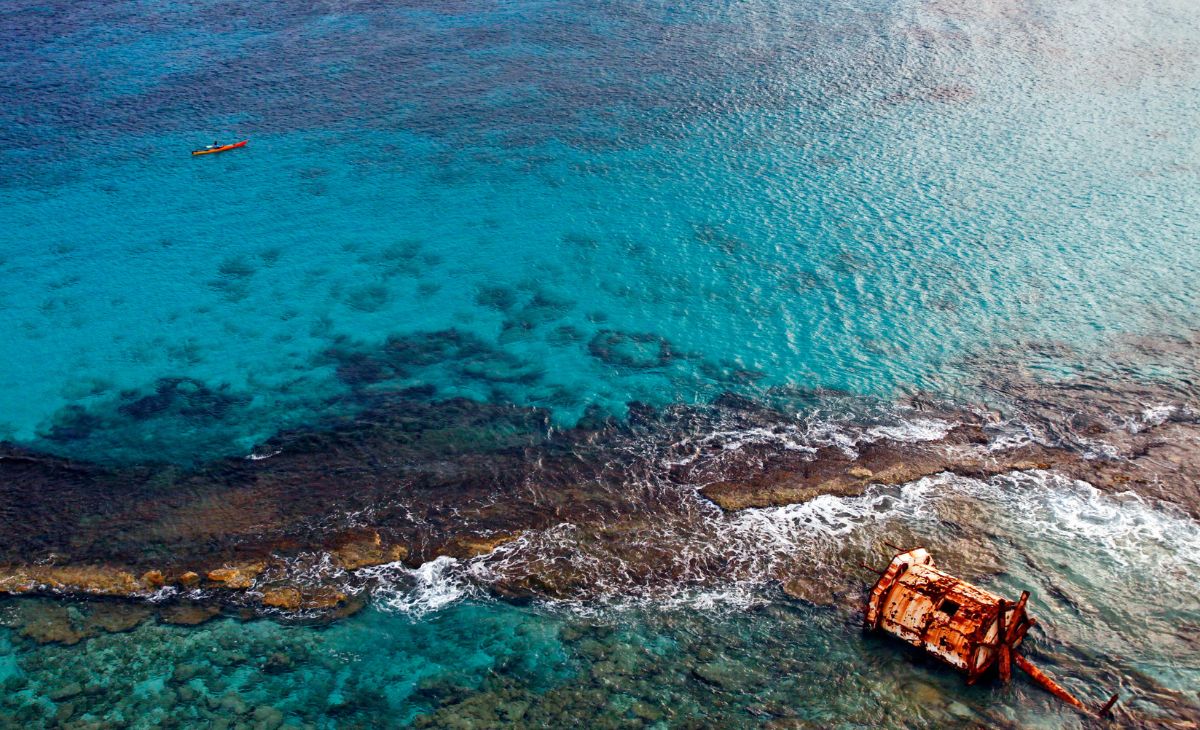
[
  {"left": 368, "top": 556, "right": 481, "bottom": 617},
  {"left": 664, "top": 410, "right": 958, "bottom": 464},
  {"left": 367, "top": 467, "right": 1200, "bottom": 619}
]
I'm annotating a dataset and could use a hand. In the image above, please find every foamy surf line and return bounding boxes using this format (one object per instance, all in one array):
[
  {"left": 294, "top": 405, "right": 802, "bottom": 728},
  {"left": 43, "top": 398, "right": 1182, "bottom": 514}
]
[
  {"left": 365, "top": 469, "right": 1200, "bottom": 617},
  {"left": 662, "top": 412, "right": 960, "bottom": 470}
]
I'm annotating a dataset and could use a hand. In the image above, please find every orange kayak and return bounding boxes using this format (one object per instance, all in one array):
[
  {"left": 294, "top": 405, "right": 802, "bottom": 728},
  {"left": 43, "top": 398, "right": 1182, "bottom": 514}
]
[{"left": 191, "top": 140, "right": 248, "bottom": 156}]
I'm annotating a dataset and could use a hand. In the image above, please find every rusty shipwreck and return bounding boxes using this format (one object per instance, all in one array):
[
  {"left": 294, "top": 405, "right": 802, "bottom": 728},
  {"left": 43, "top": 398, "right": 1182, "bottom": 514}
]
[{"left": 864, "top": 547, "right": 1118, "bottom": 717}]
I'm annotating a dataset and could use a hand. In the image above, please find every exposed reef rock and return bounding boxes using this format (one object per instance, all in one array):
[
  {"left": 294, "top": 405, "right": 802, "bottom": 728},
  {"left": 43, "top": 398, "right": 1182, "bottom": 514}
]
[
  {"left": 328, "top": 530, "right": 409, "bottom": 570},
  {"left": 1, "top": 367, "right": 1198, "bottom": 616},
  {"left": 260, "top": 588, "right": 303, "bottom": 611},
  {"left": 442, "top": 532, "right": 524, "bottom": 560},
  {"left": 696, "top": 418, "right": 1200, "bottom": 514},
  {"left": 0, "top": 565, "right": 146, "bottom": 597},
  {"left": 1, "top": 599, "right": 153, "bottom": 645},
  {"left": 694, "top": 424, "right": 1058, "bottom": 510},
  {"left": 206, "top": 563, "right": 265, "bottom": 589}
]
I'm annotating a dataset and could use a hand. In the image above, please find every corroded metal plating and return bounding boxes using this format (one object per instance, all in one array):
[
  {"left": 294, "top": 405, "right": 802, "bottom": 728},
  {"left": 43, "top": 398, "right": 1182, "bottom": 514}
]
[
  {"left": 865, "top": 547, "right": 1117, "bottom": 716},
  {"left": 865, "top": 547, "right": 1033, "bottom": 683}
]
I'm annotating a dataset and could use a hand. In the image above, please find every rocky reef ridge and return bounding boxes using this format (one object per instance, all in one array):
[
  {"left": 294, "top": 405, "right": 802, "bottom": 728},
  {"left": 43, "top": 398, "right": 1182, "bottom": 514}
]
[{"left": 1, "top": 383, "right": 1197, "bottom": 622}]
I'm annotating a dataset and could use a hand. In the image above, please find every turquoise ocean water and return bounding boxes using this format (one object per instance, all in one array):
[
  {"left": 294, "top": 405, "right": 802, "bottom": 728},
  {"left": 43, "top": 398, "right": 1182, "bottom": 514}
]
[{"left": 2, "top": 0, "right": 1199, "bottom": 726}]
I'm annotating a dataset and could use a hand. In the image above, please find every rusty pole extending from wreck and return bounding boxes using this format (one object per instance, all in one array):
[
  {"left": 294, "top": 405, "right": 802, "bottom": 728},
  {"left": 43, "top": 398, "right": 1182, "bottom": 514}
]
[
  {"left": 1013, "top": 653, "right": 1089, "bottom": 713},
  {"left": 1012, "top": 653, "right": 1119, "bottom": 718}
]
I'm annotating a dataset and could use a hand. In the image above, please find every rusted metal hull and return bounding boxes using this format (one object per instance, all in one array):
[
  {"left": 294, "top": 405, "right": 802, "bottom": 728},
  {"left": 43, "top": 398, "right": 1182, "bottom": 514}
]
[
  {"left": 864, "top": 547, "right": 1033, "bottom": 683},
  {"left": 864, "top": 547, "right": 1115, "bottom": 717}
]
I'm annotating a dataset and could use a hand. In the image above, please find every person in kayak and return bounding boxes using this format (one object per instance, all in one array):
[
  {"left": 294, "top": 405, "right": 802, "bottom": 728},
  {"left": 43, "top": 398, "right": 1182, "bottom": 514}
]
[{"left": 207, "top": 141, "right": 222, "bottom": 150}]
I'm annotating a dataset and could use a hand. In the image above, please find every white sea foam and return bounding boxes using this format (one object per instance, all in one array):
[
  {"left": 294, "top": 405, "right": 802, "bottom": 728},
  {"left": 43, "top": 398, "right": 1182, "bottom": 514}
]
[
  {"left": 145, "top": 586, "right": 180, "bottom": 603},
  {"left": 985, "top": 421, "right": 1036, "bottom": 452},
  {"left": 370, "top": 556, "right": 478, "bottom": 617},
  {"left": 667, "top": 413, "right": 958, "bottom": 467},
  {"left": 861, "top": 417, "right": 955, "bottom": 444},
  {"left": 1124, "top": 402, "right": 1197, "bottom": 434},
  {"left": 245, "top": 449, "right": 282, "bottom": 461},
  {"left": 984, "top": 472, "right": 1200, "bottom": 568},
  {"left": 358, "top": 468, "right": 1200, "bottom": 618},
  {"left": 516, "top": 470, "right": 1195, "bottom": 609},
  {"left": 764, "top": 469, "right": 1194, "bottom": 552},
  {"left": 357, "top": 410, "right": 1200, "bottom": 618}
]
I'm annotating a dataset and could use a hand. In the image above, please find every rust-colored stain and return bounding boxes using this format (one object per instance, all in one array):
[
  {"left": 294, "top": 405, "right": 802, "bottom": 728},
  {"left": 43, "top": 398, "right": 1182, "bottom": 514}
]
[{"left": 864, "top": 547, "right": 1118, "bottom": 716}]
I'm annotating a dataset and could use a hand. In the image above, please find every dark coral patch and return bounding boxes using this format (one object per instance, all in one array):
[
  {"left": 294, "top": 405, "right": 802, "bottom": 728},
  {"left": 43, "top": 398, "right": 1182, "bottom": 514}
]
[
  {"left": 332, "top": 352, "right": 391, "bottom": 387},
  {"left": 324, "top": 329, "right": 545, "bottom": 394},
  {"left": 42, "top": 405, "right": 106, "bottom": 443},
  {"left": 378, "top": 240, "right": 423, "bottom": 263},
  {"left": 116, "top": 378, "right": 244, "bottom": 422},
  {"left": 258, "top": 247, "right": 284, "bottom": 266},
  {"left": 521, "top": 291, "right": 574, "bottom": 322},
  {"left": 217, "top": 257, "right": 257, "bottom": 280},
  {"left": 356, "top": 240, "right": 426, "bottom": 277},
  {"left": 475, "top": 285, "right": 519, "bottom": 312},
  {"left": 499, "top": 318, "right": 536, "bottom": 343},
  {"left": 698, "top": 360, "right": 766, "bottom": 385},
  {"left": 34, "top": 377, "right": 253, "bottom": 464},
  {"left": 546, "top": 325, "right": 583, "bottom": 346},
  {"left": 561, "top": 232, "right": 600, "bottom": 250},
  {"left": 297, "top": 166, "right": 329, "bottom": 180},
  {"left": 342, "top": 283, "right": 392, "bottom": 312},
  {"left": 587, "top": 329, "right": 675, "bottom": 369},
  {"left": 383, "top": 329, "right": 494, "bottom": 369},
  {"left": 690, "top": 222, "right": 746, "bottom": 254}
]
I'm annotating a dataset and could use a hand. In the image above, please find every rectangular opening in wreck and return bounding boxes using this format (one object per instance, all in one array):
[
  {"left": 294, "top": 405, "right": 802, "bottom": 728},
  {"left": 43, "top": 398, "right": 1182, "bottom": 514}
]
[{"left": 938, "top": 599, "right": 960, "bottom": 618}]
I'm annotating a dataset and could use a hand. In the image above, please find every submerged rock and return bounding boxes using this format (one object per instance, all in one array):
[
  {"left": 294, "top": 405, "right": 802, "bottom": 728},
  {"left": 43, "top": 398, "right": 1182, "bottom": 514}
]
[
  {"left": 692, "top": 660, "right": 751, "bottom": 690},
  {"left": 252, "top": 704, "right": 284, "bottom": 730},
  {"left": 83, "top": 602, "right": 152, "bottom": 634},
  {"left": 48, "top": 682, "right": 83, "bottom": 700},
  {"left": 0, "top": 565, "right": 145, "bottom": 597},
  {"left": 780, "top": 577, "right": 838, "bottom": 606},
  {"left": 263, "top": 652, "right": 293, "bottom": 674},
  {"left": 54, "top": 700, "right": 77, "bottom": 723},
  {"left": 159, "top": 603, "right": 220, "bottom": 626},
  {"left": 441, "top": 532, "right": 523, "bottom": 559},
  {"left": 329, "top": 530, "right": 408, "bottom": 570},
  {"left": 218, "top": 691, "right": 249, "bottom": 716},
  {"left": 13, "top": 602, "right": 88, "bottom": 645}
]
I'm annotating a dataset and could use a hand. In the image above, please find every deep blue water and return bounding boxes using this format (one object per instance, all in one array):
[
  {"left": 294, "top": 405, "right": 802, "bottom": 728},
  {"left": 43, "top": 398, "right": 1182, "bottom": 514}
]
[{"left": 2, "top": 0, "right": 1199, "bottom": 726}]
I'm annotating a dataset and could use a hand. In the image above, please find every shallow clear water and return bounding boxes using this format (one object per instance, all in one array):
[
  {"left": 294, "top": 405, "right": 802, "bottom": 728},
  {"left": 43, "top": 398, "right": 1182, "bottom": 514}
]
[
  {"left": 2, "top": 0, "right": 1199, "bottom": 726},
  {"left": 4, "top": 0, "right": 1198, "bottom": 459}
]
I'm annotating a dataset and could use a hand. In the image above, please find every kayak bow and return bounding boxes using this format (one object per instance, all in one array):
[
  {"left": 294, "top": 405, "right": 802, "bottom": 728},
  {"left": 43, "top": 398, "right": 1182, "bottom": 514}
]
[{"left": 191, "top": 140, "right": 248, "bottom": 156}]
